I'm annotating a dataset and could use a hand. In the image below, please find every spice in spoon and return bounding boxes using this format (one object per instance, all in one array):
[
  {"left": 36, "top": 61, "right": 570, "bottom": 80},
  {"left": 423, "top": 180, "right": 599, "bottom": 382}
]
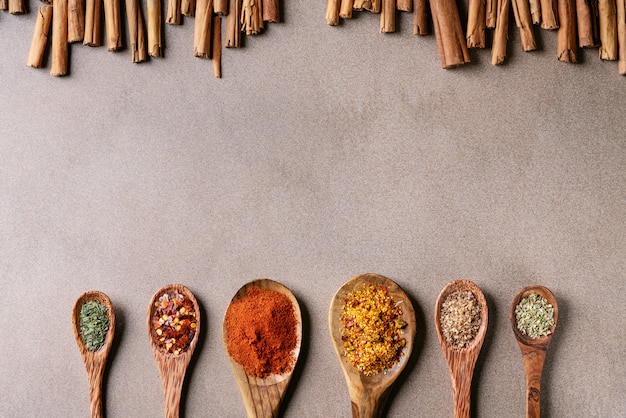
[
  {"left": 439, "top": 290, "right": 482, "bottom": 348},
  {"left": 150, "top": 290, "right": 198, "bottom": 355},
  {"left": 79, "top": 301, "right": 110, "bottom": 351},
  {"left": 224, "top": 287, "right": 298, "bottom": 378},
  {"left": 340, "top": 283, "right": 407, "bottom": 376},
  {"left": 515, "top": 293, "right": 555, "bottom": 339}
]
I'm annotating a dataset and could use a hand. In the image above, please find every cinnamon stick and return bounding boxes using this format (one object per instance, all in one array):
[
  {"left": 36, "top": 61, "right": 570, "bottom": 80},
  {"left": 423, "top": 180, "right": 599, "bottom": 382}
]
[
  {"left": 599, "top": 0, "right": 618, "bottom": 59},
  {"left": 529, "top": 0, "right": 541, "bottom": 23},
  {"left": 8, "top": 0, "right": 26, "bottom": 14},
  {"left": 84, "top": 0, "right": 102, "bottom": 46},
  {"left": 126, "top": 0, "right": 147, "bottom": 62},
  {"left": 241, "top": 0, "right": 263, "bottom": 34},
  {"left": 353, "top": 0, "right": 372, "bottom": 10},
  {"left": 413, "top": 0, "right": 429, "bottom": 34},
  {"left": 466, "top": 0, "right": 486, "bottom": 47},
  {"left": 225, "top": 0, "right": 242, "bottom": 46},
  {"left": 540, "top": 0, "right": 559, "bottom": 28},
  {"left": 617, "top": 0, "right": 626, "bottom": 73},
  {"left": 212, "top": 14, "right": 222, "bottom": 77},
  {"left": 68, "top": 0, "right": 85, "bottom": 43},
  {"left": 166, "top": 0, "right": 181, "bottom": 24},
  {"left": 557, "top": 0, "right": 578, "bottom": 61},
  {"left": 215, "top": 0, "right": 228, "bottom": 14},
  {"left": 104, "top": 0, "right": 123, "bottom": 50},
  {"left": 368, "top": 0, "right": 382, "bottom": 12},
  {"left": 262, "top": 0, "right": 279, "bottom": 21},
  {"left": 577, "top": 0, "right": 600, "bottom": 47},
  {"left": 380, "top": 0, "right": 396, "bottom": 32},
  {"left": 326, "top": 0, "right": 341, "bottom": 25},
  {"left": 340, "top": 0, "right": 354, "bottom": 18},
  {"left": 0, "top": 0, "right": 7, "bottom": 10},
  {"left": 181, "top": 0, "right": 195, "bottom": 15},
  {"left": 486, "top": 0, "right": 497, "bottom": 28},
  {"left": 194, "top": 0, "right": 212, "bottom": 57},
  {"left": 27, "top": 5, "right": 53, "bottom": 68},
  {"left": 429, "top": 0, "right": 471, "bottom": 67},
  {"left": 51, "top": 0, "right": 69, "bottom": 76},
  {"left": 397, "top": 0, "right": 412, "bottom": 12},
  {"left": 148, "top": 0, "right": 162, "bottom": 56},
  {"left": 492, "top": 0, "right": 510, "bottom": 64},
  {"left": 511, "top": 0, "right": 537, "bottom": 50}
]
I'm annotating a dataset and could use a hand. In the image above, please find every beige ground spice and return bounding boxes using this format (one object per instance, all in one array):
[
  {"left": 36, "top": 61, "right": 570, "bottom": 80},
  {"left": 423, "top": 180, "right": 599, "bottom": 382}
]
[{"left": 440, "top": 290, "right": 482, "bottom": 348}]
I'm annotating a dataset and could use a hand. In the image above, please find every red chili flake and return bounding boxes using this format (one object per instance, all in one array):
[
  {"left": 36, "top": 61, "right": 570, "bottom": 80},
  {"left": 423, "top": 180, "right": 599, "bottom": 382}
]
[{"left": 151, "top": 290, "right": 197, "bottom": 355}]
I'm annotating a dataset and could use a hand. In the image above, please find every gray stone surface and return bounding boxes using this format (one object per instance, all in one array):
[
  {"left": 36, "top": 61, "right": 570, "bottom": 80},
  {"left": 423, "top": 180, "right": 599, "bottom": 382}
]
[{"left": 1, "top": 3, "right": 625, "bottom": 417}]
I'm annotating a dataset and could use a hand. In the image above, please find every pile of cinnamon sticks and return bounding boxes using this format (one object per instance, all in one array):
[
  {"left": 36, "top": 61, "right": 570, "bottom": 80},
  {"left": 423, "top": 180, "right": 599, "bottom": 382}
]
[
  {"left": 326, "top": 0, "right": 626, "bottom": 74},
  {"left": 325, "top": 0, "right": 469, "bottom": 67},
  {"left": 25, "top": 0, "right": 280, "bottom": 77},
  {"left": 0, "top": 0, "right": 25, "bottom": 14},
  {"left": 471, "top": 0, "right": 625, "bottom": 71},
  {"left": 326, "top": 0, "right": 431, "bottom": 35}
]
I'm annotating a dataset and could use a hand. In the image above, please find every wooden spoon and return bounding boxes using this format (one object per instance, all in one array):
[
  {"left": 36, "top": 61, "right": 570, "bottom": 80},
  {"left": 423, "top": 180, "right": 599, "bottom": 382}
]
[
  {"left": 222, "top": 278, "right": 303, "bottom": 418},
  {"left": 147, "top": 284, "right": 201, "bottom": 418},
  {"left": 434, "top": 280, "right": 488, "bottom": 418},
  {"left": 329, "top": 273, "right": 416, "bottom": 418},
  {"left": 72, "top": 290, "right": 116, "bottom": 418},
  {"left": 510, "top": 285, "right": 558, "bottom": 418}
]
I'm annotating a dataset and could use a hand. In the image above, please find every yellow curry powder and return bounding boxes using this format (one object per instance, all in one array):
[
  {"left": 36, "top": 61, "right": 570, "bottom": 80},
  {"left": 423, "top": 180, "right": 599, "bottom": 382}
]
[{"left": 341, "top": 283, "right": 407, "bottom": 376}]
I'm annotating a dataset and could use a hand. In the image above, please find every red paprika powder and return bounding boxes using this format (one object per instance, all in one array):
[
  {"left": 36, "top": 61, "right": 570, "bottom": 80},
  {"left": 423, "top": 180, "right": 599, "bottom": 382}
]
[{"left": 224, "top": 287, "right": 298, "bottom": 378}]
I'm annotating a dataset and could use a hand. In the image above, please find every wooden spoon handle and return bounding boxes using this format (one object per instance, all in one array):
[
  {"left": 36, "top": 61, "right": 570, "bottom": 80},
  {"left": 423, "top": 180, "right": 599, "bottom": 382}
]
[
  {"left": 161, "top": 370, "right": 185, "bottom": 418},
  {"left": 242, "top": 379, "right": 287, "bottom": 418},
  {"left": 350, "top": 388, "right": 390, "bottom": 418},
  {"left": 521, "top": 347, "right": 547, "bottom": 418},
  {"left": 450, "top": 360, "right": 474, "bottom": 418},
  {"left": 87, "top": 369, "right": 104, "bottom": 418}
]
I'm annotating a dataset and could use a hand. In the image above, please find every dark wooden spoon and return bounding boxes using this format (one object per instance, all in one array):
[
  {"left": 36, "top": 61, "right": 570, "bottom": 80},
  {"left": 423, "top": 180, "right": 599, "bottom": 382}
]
[
  {"left": 434, "top": 280, "right": 488, "bottom": 418},
  {"left": 72, "top": 290, "right": 116, "bottom": 418},
  {"left": 510, "top": 285, "right": 558, "bottom": 418},
  {"left": 147, "top": 284, "right": 201, "bottom": 418}
]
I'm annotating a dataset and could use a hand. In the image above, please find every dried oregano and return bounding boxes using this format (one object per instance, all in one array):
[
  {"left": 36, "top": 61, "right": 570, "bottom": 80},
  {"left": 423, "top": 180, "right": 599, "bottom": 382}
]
[
  {"left": 79, "top": 301, "right": 110, "bottom": 351},
  {"left": 515, "top": 293, "right": 555, "bottom": 339}
]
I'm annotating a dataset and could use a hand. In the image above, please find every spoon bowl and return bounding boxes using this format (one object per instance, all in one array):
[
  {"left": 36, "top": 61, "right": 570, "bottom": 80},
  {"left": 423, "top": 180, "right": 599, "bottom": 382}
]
[
  {"left": 510, "top": 285, "right": 558, "bottom": 418},
  {"left": 329, "top": 273, "right": 416, "bottom": 418},
  {"left": 72, "top": 290, "right": 116, "bottom": 418},
  {"left": 434, "top": 280, "right": 488, "bottom": 418},
  {"left": 147, "top": 284, "right": 200, "bottom": 418},
  {"left": 222, "top": 278, "right": 303, "bottom": 418}
]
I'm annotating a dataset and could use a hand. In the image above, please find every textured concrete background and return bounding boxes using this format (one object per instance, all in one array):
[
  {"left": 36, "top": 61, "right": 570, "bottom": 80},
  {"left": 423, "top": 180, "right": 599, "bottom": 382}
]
[{"left": 1, "top": 2, "right": 625, "bottom": 417}]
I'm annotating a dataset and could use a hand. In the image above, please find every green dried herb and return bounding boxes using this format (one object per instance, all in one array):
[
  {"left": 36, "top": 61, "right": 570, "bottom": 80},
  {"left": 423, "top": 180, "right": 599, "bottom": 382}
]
[
  {"left": 80, "top": 301, "right": 110, "bottom": 351},
  {"left": 515, "top": 293, "right": 554, "bottom": 339}
]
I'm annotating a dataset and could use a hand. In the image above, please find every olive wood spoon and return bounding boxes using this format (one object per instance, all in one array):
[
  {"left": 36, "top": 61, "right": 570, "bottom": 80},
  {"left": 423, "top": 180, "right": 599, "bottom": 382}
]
[
  {"left": 329, "top": 273, "right": 416, "bottom": 418},
  {"left": 72, "top": 290, "right": 116, "bottom": 418},
  {"left": 434, "top": 280, "right": 488, "bottom": 418},
  {"left": 147, "top": 284, "right": 201, "bottom": 418},
  {"left": 222, "top": 278, "right": 303, "bottom": 418},
  {"left": 510, "top": 285, "right": 558, "bottom": 418}
]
